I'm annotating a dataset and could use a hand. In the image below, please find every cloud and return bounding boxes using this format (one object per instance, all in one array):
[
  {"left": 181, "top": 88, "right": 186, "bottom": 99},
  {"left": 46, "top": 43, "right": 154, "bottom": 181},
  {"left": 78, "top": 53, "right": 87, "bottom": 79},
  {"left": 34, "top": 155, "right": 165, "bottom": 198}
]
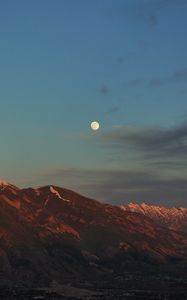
[
  {"left": 39, "top": 167, "right": 187, "bottom": 207},
  {"left": 125, "top": 68, "right": 187, "bottom": 89},
  {"left": 33, "top": 121, "right": 187, "bottom": 207},
  {"left": 98, "top": 84, "right": 110, "bottom": 95},
  {"left": 131, "top": 0, "right": 187, "bottom": 27},
  {"left": 112, "top": 0, "right": 187, "bottom": 28},
  {"left": 173, "top": 68, "right": 187, "bottom": 82},
  {"left": 125, "top": 79, "right": 144, "bottom": 88},
  {"left": 147, "top": 79, "right": 166, "bottom": 87},
  {"left": 102, "top": 122, "right": 187, "bottom": 160},
  {"left": 145, "top": 160, "right": 187, "bottom": 169},
  {"left": 147, "top": 68, "right": 187, "bottom": 88},
  {"left": 106, "top": 106, "right": 119, "bottom": 114},
  {"left": 116, "top": 52, "right": 135, "bottom": 64},
  {"left": 116, "top": 56, "right": 124, "bottom": 64}
]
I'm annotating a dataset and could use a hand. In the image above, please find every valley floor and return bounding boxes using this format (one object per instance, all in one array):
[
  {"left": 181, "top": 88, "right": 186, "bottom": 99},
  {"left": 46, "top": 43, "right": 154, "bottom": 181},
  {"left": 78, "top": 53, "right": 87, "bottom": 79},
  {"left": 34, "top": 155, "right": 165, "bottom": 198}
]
[{"left": 1, "top": 277, "right": 187, "bottom": 300}]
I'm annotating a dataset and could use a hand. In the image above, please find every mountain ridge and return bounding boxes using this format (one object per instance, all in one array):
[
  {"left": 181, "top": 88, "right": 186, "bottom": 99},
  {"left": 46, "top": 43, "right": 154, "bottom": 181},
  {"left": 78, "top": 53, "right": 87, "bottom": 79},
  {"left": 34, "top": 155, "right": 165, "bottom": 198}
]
[
  {"left": 0, "top": 181, "right": 187, "bottom": 287},
  {"left": 120, "top": 202, "right": 187, "bottom": 232}
]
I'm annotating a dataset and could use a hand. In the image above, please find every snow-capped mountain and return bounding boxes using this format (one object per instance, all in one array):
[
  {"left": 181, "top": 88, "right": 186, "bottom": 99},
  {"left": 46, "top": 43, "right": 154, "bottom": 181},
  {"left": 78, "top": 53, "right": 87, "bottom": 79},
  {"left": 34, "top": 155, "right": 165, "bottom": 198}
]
[
  {"left": 120, "top": 202, "right": 187, "bottom": 233},
  {"left": 1, "top": 181, "right": 187, "bottom": 287}
]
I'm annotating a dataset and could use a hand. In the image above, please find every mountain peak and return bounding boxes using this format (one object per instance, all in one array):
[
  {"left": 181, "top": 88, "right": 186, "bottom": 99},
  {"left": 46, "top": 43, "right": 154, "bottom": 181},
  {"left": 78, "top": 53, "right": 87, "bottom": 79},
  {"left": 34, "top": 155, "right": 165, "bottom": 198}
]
[
  {"left": 0, "top": 184, "right": 187, "bottom": 287},
  {"left": 0, "top": 179, "right": 10, "bottom": 186},
  {"left": 0, "top": 180, "right": 19, "bottom": 191}
]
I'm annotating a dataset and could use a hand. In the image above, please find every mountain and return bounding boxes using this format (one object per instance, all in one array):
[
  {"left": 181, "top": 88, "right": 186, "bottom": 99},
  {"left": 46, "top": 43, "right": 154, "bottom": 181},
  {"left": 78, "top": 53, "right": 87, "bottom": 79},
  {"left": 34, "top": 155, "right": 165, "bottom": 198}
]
[
  {"left": 120, "top": 202, "right": 187, "bottom": 233},
  {"left": 1, "top": 181, "right": 187, "bottom": 288}
]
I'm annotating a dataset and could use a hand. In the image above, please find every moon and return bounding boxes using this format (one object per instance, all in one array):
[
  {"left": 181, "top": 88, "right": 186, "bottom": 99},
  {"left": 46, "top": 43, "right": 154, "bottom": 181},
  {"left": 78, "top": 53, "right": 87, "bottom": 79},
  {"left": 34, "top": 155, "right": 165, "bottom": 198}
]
[{"left": 91, "top": 121, "right": 100, "bottom": 131}]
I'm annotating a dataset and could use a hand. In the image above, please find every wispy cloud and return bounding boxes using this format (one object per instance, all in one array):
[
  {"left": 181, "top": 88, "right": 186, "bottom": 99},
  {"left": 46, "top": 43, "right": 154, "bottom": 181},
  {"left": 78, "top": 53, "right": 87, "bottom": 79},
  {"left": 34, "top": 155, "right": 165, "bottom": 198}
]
[
  {"left": 127, "top": 0, "right": 187, "bottom": 27},
  {"left": 106, "top": 106, "right": 120, "bottom": 114},
  {"left": 116, "top": 56, "right": 124, "bottom": 64},
  {"left": 116, "top": 52, "right": 135, "bottom": 64},
  {"left": 39, "top": 167, "right": 187, "bottom": 207},
  {"left": 102, "top": 122, "right": 187, "bottom": 160},
  {"left": 147, "top": 79, "right": 166, "bottom": 88},
  {"left": 125, "top": 68, "right": 187, "bottom": 89},
  {"left": 125, "top": 79, "right": 144, "bottom": 88},
  {"left": 31, "top": 121, "right": 187, "bottom": 207},
  {"left": 98, "top": 84, "right": 110, "bottom": 95},
  {"left": 173, "top": 68, "right": 187, "bottom": 82}
]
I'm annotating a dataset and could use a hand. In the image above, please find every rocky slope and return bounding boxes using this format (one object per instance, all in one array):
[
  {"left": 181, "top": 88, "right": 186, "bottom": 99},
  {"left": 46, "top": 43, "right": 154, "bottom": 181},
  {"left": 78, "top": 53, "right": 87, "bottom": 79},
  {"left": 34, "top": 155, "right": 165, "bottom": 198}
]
[{"left": 0, "top": 181, "right": 187, "bottom": 287}]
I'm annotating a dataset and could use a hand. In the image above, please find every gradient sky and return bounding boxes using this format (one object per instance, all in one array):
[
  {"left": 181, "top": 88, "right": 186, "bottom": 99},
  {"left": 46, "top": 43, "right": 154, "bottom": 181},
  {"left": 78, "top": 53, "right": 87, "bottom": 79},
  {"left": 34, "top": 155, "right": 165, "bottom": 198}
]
[{"left": 1, "top": 0, "right": 187, "bottom": 206}]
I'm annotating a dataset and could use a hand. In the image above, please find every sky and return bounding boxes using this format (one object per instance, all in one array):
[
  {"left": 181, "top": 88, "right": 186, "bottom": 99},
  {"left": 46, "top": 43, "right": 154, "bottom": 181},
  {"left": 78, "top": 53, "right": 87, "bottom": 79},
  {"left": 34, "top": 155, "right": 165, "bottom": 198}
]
[{"left": 0, "top": 0, "right": 187, "bottom": 207}]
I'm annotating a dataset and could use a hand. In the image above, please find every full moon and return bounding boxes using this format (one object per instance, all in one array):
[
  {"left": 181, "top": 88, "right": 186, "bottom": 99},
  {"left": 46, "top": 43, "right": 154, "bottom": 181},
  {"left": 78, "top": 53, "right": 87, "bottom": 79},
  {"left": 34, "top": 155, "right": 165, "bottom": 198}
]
[{"left": 91, "top": 121, "right": 100, "bottom": 131}]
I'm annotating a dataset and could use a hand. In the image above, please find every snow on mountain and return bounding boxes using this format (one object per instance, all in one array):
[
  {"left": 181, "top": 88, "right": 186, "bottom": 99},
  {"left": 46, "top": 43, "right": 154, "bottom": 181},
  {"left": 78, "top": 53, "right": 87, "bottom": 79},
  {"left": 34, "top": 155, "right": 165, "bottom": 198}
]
[
  {"left": 50, "top": 186, "right": 70, "bottom": 202},
  {"left": 1, "top": 182, "right": 187, "bottom": 286},
  {"left": 120, "top": 202, "right": 187, "bottom": 232}
]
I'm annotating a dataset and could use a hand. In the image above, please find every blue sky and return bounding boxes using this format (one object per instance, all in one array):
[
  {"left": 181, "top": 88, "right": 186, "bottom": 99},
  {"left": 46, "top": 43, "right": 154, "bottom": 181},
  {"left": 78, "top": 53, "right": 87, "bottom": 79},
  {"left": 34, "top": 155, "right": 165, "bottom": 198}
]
[{"left": 0, "top": 0, "right": 187, "bottom": 206}]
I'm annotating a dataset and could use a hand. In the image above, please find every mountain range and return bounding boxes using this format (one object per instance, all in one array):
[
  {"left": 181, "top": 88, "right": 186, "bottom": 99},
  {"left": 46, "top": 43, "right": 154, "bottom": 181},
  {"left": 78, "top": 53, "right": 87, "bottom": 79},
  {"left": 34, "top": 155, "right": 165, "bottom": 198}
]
[
  {"left": 121, "top": 202, "right": 187, "bottom": 233},
  {"left": 0, "top": 180, "right": 187, "bottom": 288}
]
